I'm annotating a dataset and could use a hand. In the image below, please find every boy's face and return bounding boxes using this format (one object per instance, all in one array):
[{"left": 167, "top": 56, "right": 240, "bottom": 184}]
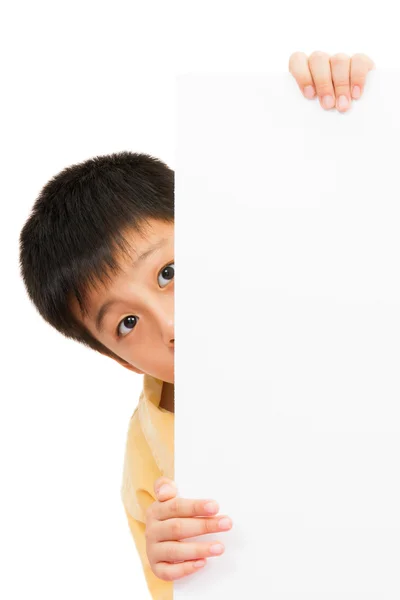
[{"left": 69, "top": 219, "right": 175, "bottom": 383}]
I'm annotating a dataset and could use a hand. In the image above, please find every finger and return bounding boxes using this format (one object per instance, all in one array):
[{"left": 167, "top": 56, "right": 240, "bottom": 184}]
[
  {"left": 154, "top": 477, "right": 177, "bottom": 502},
  {"left": 350, "top": 53, "right": 376, "bottom": 100},
  {"left": 330, "top": 53, "right": 352, "bottom": 112},
  {"left": 153, "top": 558, "right": 207, "bottom": 582},
  {"left": 308, "top": 51, "right": 336, "bottom": 110},
  {"left": 288, "top": 52, "right": 316, "bottom": 99},
  {"left": 152, "top": 515, "right": 233, "bottom": 542},
  {"left": 153, "top": 496, "right": 220, "bottom": 520},
  {"left": 153, "top": 540, "right": 225, "bottom": 563}
]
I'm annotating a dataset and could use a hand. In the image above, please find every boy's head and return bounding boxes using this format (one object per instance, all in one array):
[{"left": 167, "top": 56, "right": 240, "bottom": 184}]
[{"left": 19, "top": 151, "right": 175, "bottom": 383}]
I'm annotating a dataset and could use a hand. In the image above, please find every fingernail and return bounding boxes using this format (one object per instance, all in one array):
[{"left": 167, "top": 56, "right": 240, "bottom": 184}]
[
  {"left": 194, "top": 560, "right": 206, "bottom": 568},
  {"left": 337, "top": 95, "right": 349, "bottom": 110},
  {"left": 352, "top": 85, "right": 361, "bottom": 99},
  {"left": 218, "top": 517, "right": 232, "bottom": 530},
  {"left": 210, "top": 543, "right": 224, "bottom": 555},
  {"left": 303, "top": 85, "right": 315, "bottom": 99},
  {"left": 204, "top": 501, "right": 218, "bottom": 514},
  {"left": 158, "top": 484, "right": 174, "bottom": 498},
  {"left": 322, "top": 95, "right": 335, "bottom": 109}
]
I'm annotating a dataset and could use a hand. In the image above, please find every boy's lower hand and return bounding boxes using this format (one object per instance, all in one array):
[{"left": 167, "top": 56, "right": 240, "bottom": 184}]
[
  {"left": 145, "top": 477, "right": 233, "bottom": 582},
  {"left": 289, "top": 51, "right": 375, "bottom": 112}
]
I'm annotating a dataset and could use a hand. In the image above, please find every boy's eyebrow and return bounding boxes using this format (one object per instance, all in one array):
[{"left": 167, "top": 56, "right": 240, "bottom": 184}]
[{"left": 94, "top": 238, "right": 168, "bottom": 333}]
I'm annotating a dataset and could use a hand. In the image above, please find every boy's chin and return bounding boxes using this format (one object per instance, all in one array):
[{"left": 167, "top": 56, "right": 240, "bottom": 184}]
[{"left": 153, "top": 370, "right": 174, "bottom": 384}]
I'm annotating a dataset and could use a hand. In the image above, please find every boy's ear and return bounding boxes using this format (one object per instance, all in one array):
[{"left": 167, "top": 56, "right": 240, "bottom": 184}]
[{"left": 102, "top": 352, "right": 144, "bottom": 375}]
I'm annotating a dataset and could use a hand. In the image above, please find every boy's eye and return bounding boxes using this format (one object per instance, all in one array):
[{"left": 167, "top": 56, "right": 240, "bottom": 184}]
[
  {"left": 117, "top": 315, "right": 138, "bottom": 338},
  {"left": 158, "top": 262, "right": 174, "bottom": 288}
]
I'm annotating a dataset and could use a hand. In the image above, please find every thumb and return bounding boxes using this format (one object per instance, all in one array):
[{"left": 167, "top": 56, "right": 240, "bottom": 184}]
[{"left": 154, "top": 477, "right": 178, "bottom": 502}]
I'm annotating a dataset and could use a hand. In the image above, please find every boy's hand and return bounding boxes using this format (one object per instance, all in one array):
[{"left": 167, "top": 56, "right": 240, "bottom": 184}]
[
  {"left": 145, "top": 477, "right": 233, "bottom": 582},
  {"left": 289, "top": 51, "right": 375, "bottom": 112}
]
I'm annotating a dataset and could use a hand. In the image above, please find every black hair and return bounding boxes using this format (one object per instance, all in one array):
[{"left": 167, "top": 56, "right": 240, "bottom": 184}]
[{"left": 19, "top": 151, "right": 174, "bottom": 362}]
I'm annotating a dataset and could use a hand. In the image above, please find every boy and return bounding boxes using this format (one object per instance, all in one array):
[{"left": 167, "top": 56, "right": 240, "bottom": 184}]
[{"left": 19, "top": 51, "right": 375, "bottom": 600}]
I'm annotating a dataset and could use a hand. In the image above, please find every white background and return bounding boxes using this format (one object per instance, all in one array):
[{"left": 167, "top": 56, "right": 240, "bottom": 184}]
[
  {"left": 176, "top": 70, "right": 400, "bottom": 598},
  {"left": 1, "top": 0, "right": 399, "bottom": 598}
]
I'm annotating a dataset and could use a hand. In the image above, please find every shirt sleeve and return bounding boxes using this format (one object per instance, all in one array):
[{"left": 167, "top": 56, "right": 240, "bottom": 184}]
[
  {"left": 123, "top": 500, "right": 173, "bottom": 600},
  {"left": 121, "top": 402, "right": 174, "bottom": 600}
]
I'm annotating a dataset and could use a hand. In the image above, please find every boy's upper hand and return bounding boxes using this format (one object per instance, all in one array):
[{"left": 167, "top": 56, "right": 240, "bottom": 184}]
[
  {"left": 145, "top": 477, "right": 233, "bottom": 582},
  {"left": 289, "top": 51, "right": 375, "bottom": 112}
]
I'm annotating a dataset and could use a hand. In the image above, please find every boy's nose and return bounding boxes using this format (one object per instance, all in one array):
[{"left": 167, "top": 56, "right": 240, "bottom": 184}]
[
  {"left": 150, "top": 299, "right": 173, "bottom": 345},
  {"left": 161, "top": 317, "right": 174, "bottom": 347},
  {"left": 166, "top": 330, "right": 174, "bottom": 347}
]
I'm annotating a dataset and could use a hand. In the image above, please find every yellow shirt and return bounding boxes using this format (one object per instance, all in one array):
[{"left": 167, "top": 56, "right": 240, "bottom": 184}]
[{"left": 120, "top": 374, "right": 174, "bottom": 600}]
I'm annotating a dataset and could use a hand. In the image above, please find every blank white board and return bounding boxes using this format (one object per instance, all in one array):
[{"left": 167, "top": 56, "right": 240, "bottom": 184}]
[{"left": 175, "top": 70, "right": 400, "bottom": 598}]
